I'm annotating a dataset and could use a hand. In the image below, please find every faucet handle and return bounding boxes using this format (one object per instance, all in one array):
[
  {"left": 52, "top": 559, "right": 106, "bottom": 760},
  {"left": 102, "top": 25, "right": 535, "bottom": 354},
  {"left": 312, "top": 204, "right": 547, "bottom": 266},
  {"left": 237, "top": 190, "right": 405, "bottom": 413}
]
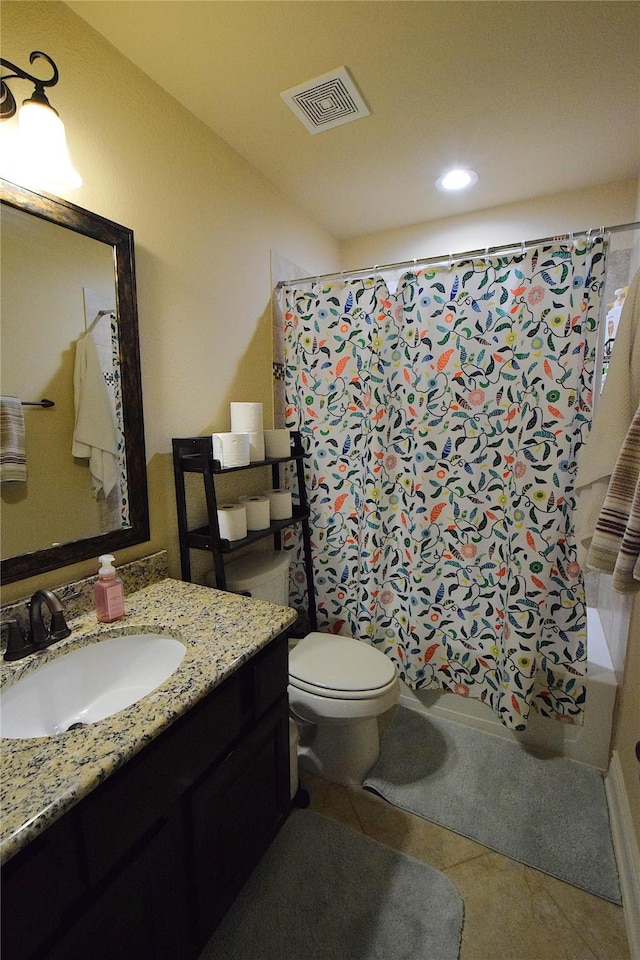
[
  {"left": 3, "top": 619, "right": 34, "bottom": 662},
  {"left": 49, "top": 611, "right": 71, "bottom": 643}
]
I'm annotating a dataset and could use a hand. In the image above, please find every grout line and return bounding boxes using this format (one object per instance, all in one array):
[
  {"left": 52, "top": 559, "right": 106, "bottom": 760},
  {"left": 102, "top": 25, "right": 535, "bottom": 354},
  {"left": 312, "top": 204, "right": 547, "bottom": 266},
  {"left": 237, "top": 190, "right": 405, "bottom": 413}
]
[
  {"left": 535, "top": 884, "right": 603, "bottom": 960},
  {"left": 443, "top": 848, "right": 496, "bottom": 872}
]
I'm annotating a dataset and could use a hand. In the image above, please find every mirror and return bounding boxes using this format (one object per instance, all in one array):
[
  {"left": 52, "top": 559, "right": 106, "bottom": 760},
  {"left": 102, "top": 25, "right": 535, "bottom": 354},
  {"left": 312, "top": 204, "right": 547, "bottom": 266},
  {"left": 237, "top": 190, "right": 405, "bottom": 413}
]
[{"left": 1, "top": 178, "right": 149, "bottom": 584}]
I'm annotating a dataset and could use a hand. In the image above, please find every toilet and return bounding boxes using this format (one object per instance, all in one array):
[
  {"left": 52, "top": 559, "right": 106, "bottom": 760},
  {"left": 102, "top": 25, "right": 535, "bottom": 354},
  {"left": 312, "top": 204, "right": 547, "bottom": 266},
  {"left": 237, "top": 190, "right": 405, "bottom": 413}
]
[{"left": 288, "top": 632, "right": 399, "bottom": 786}]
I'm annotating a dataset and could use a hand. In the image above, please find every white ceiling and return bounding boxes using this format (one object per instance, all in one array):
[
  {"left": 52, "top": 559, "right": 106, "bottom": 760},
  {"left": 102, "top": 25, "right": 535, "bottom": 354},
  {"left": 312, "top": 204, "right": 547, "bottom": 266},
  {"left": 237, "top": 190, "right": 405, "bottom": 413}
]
[{"left": 66, "top": 0, "right": 640, "bottom": 241}]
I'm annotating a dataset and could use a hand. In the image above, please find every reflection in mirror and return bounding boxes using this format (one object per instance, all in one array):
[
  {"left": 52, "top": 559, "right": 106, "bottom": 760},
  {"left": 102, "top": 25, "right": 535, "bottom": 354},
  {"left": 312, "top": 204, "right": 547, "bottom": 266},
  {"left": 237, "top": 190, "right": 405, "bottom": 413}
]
[
  {"left": 2, "top": 206, "right": 123, "bottom": 554},
  {"left": 0, "top": 179, "right": 149, "bottom": 584}
]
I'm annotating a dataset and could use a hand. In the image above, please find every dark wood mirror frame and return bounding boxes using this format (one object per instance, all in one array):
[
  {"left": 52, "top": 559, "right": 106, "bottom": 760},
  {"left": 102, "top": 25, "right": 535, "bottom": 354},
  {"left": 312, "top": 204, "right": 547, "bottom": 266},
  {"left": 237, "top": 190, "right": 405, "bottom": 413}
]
[{"left": 1, "top": 179, "right": 150, "bottom": 584}]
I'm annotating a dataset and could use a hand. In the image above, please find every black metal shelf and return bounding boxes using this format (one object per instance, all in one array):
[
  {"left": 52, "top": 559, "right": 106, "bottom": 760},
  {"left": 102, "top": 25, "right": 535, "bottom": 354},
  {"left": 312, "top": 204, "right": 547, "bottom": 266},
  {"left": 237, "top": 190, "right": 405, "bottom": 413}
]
[
  {"left": 180, "top": 451, "right": 305, "bottom": 476},
  {"left": 186, "top": 506, "right": 309, "bottom": 553},
  {"left": 172, "top": 432, "right": 317, "bottom": 631}
]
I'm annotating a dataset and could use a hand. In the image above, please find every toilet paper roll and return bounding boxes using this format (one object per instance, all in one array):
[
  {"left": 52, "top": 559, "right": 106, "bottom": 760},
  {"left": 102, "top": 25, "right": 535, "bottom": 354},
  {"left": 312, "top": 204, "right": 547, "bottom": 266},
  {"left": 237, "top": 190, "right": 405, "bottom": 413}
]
[
  {"left": 264, "top": 488, "right": 293, "bottom": 520},
  {"left": 246, "top": 430, "right": 266, "bottom": 463},
  {"left": 211, "top": 432, "right": 250, "bottom": 468},
  {"left": 239, "top": 494, "right": 271, "bottom": 531},
  {"left": 217, "top": 503, "right": 247, "bottom": 541},
  {"left": 264, "top": 429, "right": 291, "bottom": 459},
  {"left": 230, "top": 402, "right": 264, "bottom": 433}
]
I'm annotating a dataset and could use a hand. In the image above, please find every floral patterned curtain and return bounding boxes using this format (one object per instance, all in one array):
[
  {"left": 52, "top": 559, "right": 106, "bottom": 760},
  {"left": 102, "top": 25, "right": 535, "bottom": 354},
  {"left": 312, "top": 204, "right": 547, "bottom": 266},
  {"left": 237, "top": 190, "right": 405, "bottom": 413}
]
[{"left": 280, "top": 239, "right": 606, "bottom": 729}]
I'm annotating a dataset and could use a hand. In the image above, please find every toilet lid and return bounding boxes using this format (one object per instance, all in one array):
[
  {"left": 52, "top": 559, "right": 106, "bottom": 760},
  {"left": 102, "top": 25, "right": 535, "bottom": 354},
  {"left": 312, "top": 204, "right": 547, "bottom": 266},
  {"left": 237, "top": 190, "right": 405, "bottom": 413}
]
[{"left": 289, "top": 633, "right": 396, "bottom": 693}]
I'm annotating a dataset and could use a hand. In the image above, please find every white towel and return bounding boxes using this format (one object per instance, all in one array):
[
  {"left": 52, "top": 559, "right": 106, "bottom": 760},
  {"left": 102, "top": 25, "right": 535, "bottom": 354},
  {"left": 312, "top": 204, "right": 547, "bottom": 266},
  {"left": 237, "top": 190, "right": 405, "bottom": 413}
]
[
  {"left": 0, "top": 396, "right": 27, "bottom": 482},
  {"left": 575, "top": 266, "right": 640, "bottom": 562},
  {"left": 72, "top": 331, "right": 119, "bottom": 497}
]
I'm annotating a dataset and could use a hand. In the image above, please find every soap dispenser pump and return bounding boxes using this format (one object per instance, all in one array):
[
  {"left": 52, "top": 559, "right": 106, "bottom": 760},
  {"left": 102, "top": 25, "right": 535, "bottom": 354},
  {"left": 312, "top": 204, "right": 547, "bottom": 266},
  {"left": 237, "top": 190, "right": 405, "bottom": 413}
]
[{"left": 94, "top": 554, "right": 125, "bottom": 623}]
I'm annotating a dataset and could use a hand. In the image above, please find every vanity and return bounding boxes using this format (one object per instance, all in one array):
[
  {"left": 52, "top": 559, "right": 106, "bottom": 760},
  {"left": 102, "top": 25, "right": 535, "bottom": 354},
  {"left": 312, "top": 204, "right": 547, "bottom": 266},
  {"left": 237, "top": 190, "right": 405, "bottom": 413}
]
[{"left": 1, "top": 577, "right": 297, "bottom": 960}]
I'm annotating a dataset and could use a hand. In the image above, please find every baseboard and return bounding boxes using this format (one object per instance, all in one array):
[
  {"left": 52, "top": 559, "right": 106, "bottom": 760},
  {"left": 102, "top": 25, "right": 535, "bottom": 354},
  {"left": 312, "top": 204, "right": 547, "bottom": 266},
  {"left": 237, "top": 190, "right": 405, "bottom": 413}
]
[{"left": 605, "top": 750, "right": 640, "bottom": 959}]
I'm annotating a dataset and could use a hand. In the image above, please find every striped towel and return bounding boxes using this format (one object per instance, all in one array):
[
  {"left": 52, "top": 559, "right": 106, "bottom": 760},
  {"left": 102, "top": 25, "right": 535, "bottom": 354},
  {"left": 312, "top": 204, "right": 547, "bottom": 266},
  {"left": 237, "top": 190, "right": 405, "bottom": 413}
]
[
  {"left": 575, "top": 266, "right": 640, "bottom": 563},
  {"left": 587, "top": 403, "right": 640, "bottom": 592},
  {"left": 0, "top": 396, "right": 27, "bottom": 482}
]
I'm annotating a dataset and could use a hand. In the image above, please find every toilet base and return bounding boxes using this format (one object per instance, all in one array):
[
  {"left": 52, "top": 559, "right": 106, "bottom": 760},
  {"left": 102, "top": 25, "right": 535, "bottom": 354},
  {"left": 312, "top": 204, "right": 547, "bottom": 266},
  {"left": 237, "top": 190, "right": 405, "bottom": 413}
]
[{"left": 295, "top": 715, "right": 381, "bottom": 786}]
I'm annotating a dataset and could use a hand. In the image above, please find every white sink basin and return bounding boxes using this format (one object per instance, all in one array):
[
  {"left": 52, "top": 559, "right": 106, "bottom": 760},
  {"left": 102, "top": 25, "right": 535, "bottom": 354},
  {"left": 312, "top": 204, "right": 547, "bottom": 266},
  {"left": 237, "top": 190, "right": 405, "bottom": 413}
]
[{"left": 1, "top": 633, "right": 186, "bottom": 739}]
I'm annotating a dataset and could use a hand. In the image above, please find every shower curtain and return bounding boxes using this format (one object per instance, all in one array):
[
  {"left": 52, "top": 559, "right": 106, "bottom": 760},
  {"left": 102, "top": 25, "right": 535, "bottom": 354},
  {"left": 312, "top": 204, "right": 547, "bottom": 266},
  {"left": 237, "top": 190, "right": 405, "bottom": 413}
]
[{"left": 280, "top": 238, "right": 606, "bottom": 729}]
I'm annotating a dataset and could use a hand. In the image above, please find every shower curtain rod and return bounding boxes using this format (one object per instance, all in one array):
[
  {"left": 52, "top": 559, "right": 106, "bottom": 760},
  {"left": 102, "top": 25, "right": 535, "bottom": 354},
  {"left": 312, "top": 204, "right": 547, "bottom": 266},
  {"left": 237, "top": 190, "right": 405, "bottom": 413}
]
[{"left": 276, "top": 220, "right": 640, "bottom": 288}]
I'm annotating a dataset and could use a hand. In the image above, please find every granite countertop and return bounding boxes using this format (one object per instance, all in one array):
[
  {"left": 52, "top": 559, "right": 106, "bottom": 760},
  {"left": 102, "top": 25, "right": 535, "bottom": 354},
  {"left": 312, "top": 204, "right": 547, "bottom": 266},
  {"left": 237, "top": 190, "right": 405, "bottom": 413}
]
[{"left": 0, "top": 578, "right": 297, "bottom": 865}]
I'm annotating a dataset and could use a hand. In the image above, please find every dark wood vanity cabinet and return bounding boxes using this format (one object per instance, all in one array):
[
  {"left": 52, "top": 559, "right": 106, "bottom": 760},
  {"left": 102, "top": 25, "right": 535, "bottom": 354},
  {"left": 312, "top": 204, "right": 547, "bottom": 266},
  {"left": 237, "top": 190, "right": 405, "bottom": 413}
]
[
  {"left": 1, "top": 631, "right": 291, "bottom": 960},
  {"left": 47, "top": 816, "right": 190, "bottom": 960},
  {"left": 191, "top": 696, "right": 290, "bottom": 945}
]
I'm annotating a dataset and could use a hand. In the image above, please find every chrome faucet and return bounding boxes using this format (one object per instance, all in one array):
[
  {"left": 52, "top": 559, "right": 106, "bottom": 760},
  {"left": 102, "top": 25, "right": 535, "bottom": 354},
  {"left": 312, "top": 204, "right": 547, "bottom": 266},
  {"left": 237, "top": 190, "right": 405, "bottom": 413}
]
[{"left": 3, "top": 589, "right": 71, "bottom": 661}]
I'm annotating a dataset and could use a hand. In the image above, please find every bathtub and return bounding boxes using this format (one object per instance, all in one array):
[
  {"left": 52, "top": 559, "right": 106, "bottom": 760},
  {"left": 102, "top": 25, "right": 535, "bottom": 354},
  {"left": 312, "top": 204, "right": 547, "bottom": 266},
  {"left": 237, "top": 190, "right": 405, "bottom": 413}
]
[{"left": 398, "top": 608, "right": 617, "bottom": 771}]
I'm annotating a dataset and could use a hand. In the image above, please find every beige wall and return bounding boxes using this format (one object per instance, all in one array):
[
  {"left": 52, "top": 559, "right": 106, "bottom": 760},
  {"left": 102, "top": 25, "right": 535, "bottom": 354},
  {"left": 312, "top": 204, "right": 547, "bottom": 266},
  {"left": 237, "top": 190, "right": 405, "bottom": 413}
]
[
  {"left": 340, "top": 179, "right": 638, "bottom": 269},
  {"left": 0, "top": 0, "right": 339, "bottom": 603}
]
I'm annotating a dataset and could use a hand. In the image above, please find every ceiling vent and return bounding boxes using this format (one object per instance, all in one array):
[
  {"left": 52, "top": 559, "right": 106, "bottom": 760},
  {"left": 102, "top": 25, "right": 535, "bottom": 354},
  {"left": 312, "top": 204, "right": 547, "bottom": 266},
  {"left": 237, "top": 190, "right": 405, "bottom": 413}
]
[{"left": 281, "top": 67, "right": 370, "bottom": 135}]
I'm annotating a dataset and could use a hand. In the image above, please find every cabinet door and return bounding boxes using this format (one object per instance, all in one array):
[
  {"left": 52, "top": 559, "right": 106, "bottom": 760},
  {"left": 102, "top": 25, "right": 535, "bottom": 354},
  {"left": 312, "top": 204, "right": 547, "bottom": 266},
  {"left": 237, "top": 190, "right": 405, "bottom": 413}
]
[
  {"left": 46, "top": 816, "right": 191, "bottom": 960},
  {"left": 1, "top": 815, "right": 85, "bottom": 960},
  {"left": 189, "top": 696, "right": 290, "bottom": 948},
  {"left": 252, "top": 631, "right": 289, "bottom": 717},
  {"left": 78, "top": 669, "right": 249, "bottom": 886}
]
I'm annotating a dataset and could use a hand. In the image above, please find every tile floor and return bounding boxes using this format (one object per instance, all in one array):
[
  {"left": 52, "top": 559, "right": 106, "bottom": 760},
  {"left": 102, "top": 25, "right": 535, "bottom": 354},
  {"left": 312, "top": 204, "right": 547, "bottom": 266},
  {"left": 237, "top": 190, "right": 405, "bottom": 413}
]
[{"left": 299, "top": 767, "right": 631, "bottom": 960}]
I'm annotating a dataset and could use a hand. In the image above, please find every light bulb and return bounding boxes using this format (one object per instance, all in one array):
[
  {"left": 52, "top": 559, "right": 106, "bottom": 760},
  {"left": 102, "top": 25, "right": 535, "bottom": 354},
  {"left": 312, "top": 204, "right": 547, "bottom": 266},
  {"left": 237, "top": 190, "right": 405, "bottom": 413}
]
[{"left": 435, "top": 169, "right": 478, "bottom": 192}]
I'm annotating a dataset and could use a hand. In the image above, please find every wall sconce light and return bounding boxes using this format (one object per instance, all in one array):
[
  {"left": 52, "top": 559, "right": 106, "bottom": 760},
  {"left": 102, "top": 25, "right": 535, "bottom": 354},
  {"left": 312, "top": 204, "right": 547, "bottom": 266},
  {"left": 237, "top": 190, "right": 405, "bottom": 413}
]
[{"left": 0, "top": 50, "right": 82, "bottom": 190}]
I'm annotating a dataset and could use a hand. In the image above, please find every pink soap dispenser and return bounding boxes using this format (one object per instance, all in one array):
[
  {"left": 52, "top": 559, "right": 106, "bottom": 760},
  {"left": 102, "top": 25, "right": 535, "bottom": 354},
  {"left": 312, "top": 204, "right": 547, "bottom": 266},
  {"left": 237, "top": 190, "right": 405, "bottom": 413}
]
[{"left": 94, "top": 554, "right": 125, "bottom": 623}]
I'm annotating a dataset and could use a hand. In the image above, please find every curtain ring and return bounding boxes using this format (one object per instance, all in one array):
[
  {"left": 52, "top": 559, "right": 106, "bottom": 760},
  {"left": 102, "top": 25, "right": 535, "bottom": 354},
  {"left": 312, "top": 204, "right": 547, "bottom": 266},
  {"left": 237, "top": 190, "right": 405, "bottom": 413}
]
[
  {"left": 521, "top": 240, "right": 526, "bottom": 256},
  {"left": 448, "top": 253, "right": 453, "bottom": 271}
]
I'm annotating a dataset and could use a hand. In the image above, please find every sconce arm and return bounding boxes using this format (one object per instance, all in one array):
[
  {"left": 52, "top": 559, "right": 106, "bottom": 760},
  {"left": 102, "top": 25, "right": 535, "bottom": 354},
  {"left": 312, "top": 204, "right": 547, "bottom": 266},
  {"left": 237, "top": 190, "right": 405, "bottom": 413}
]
[{"left": 0, "top": 51, "right": 59, "bottom": 120}]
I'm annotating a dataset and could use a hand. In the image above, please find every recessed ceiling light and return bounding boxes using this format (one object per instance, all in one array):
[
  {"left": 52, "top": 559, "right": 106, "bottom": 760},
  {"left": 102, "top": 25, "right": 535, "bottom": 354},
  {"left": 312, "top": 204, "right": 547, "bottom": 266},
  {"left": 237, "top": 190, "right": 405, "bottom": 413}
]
[{"left": 435, "top": 168, "right": 478, "bottom": 192}]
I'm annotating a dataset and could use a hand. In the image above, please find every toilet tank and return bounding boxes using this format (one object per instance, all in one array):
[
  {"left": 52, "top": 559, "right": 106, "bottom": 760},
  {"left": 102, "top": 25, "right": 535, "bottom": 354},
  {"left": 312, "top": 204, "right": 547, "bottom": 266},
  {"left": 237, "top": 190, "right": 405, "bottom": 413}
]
[{"left": 206, "top": 550, "right": 290, "bottom": 606}]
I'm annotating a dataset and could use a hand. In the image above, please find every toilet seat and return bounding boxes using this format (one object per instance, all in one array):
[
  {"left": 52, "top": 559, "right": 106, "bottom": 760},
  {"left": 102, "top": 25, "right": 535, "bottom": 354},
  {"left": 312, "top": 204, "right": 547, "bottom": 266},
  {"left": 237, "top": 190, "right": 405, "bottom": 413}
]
[{"left": 289, "top": 633, "right": 396, "bottom": 701}]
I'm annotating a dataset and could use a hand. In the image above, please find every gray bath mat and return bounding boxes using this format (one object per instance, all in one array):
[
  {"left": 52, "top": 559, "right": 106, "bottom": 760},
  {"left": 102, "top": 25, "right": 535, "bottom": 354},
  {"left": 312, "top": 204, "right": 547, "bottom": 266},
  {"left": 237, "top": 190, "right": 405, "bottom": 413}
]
[
  {"left": 199, "top": 808, "right": 463, "bottom": 960},
  {"left": 364, "top": 706, "right": 621, "bottom": 904}
]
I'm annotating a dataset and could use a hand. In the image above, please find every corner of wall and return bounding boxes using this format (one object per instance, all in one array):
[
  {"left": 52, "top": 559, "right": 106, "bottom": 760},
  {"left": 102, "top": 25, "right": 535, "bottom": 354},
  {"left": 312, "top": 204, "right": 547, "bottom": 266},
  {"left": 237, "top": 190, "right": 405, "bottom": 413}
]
[{"left": 606, "top": 750, "right": 640, "bottom": 958}]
